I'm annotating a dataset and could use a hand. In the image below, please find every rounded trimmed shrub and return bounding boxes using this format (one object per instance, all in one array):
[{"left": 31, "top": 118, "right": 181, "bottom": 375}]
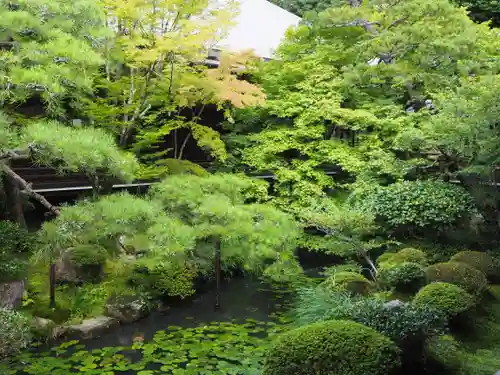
[
  {"left": 0, "top": 308, "right": 31, "bottom": 358},
  {"left": 350, "top": 299, "right": 447, "bottom": 345},
  {"left": 378, "top": 248, "right": 428, "bottom": 268},
  {"left": 425, "top": 261, "right": 488, "bottom": 293},
  {"left": 425, "top": 335, "right": 463, "bottom": 371},
  {"left": 450, "top": 251, "right": 500, "bottom": 282},
  {"left": 320, "top": 271, "right": 373, "bottom": 296},
  {"left": 413, "top": 282, "right": 475, "bottom": 317},
  {"left": 263, "top": 320, "right": 401, "bottom": 375},
  {"left": 378, "top": 262, "right": 426, "bottom": 292}
]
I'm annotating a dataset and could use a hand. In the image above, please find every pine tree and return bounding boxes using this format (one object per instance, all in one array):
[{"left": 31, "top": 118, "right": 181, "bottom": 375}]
[{"left": 0, "top": 0, "right": 138, "bottom": 221}]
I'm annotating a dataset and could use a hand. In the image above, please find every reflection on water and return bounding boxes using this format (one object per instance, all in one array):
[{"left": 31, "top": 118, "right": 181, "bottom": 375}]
[{"left": 81, "top": 277, "right": 291, "bottom": 350}]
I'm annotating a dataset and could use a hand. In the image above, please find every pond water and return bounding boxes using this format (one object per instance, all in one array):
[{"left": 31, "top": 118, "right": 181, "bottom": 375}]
[{"left": 3, "top": 277, "right": 293, "bottom": 375}]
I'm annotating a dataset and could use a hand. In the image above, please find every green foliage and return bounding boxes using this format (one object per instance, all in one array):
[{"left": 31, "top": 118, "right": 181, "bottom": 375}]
[
  {"left": 0, "top": 0, "right": 109, "bottom": 115},
  {"left": 450, "top": 251, "right": 500, "bottom": 282},
  {"left": 139, "top": 158, "right": 209, "bottom": 180},
  {"left": 25, "top": 259, "right": 138, "bottom": 324},
  {"left": 269, "top": 0, "right": 343, "bottom": 16},
  {"left": 453, "top": 0, "right": 500, "bottom": 30},
  {"left": 348, "top": 299, "right": 447, "bottom": 346},
  {"left": 39, "top": 174, "right": 300, "bottom": 300},
  {"left": 0, "top": 220, "right": 34, "bottom": 254},
  {"left": 413, "top": 282, "right": 475, "bottom": 317},
  {"left": 321, "top": 263, "right": 363, "bottom": 276},
  {"left": 378, "top": 262, "right": 426, "bottom": 292},
  {"left": 0, "top": 257, "right": 26, "bottom": 282},
  {"left": 425, "top": 335, "right": 464, "bottom": 372},
  {"left": 24, "top": 121, "right": 139, "bottom": 182},
  {"left": 263, "top": 319, "right": 401, "bottom": 375},
  {"left": 320, "top": 271, "right": 373, "bottom": 296},
  {"left": 378, "top": 248, "right": 428, "bottom": 268},
  {"left": 38, "top": 192, "right": 195, "bottom": 258},
  {"left": 229, "top": 0, "right": 500, "bottom": 208},
  {"left": 68, "top": 245, "right": 107, "bottom": 266},
  {"left": 355, "top": 180, "right": 475, "bottom": 232},
  {"left": 425, "top": 262, "right": 488, "bottom": 294},
  {"left": 2, "top": 317, "right": 289, "bottom": 374},
  {"left": 148, "top": 174, "right": 300, "bottom": 276},
  {"left": 291, "top": 286, "right": 447, "bottom": 345},
  {"left": 292, "top": 198, "right": 390, "bottom": 273},
  {"left": 0, "top": 308, "right": 30, "bottom": 358},
  {"left": 129, "top": 260, "right": 198, "bottom": 299},
  {"left": 0, "top": 220, "right": 35, "bottom": 282}
]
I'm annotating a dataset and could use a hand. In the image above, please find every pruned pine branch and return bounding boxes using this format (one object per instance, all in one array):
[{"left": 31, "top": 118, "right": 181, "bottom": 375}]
[{"left": 308, "top": 223, "right": 378, "bottom": 277}]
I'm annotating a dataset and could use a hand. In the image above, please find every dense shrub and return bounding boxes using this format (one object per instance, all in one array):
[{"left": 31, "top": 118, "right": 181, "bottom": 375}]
[
  {"left": 0, "top": 257, "right": 26, "bottom": 282},
  {"left": 69, "top": 245, "right": 108, "bottom": 266},
  {"left": 378, "top": 262, "right": 426, "bottom": 292},
  {"left": 129, "top": 260, "right": 198, "bottom": 299},
  {"left": 378, "top": 248, "right": 428, "bottom": 268},
  {"left": 425, "top": 262, "right": 488, "bottom": 293},
  {"left": 357, "top": 180, "right": 474, "bottom": 232},
  {"left": 0, "top": 308, "right": 31, "bottom": 358},
  {"left": 0, "top": 220, "right": 35, "bottom": 282},
  {"left": 425, "top": 335, "right": 463, "bottom": 372},
  {"left": 291, "top": 287, "right": 447, "bottom": 345},
  {"left": 0, "top": 220, "right": 34, "bottom": 254},
  {"left": 320, "top": 271, "right": 373, "bottom": 296},
  {"left": 263, "top": 320, "right": 401, "bottom": 375},
  {"left": 350, "top": 299, "right": 447, "bottom": 345},
  {"left": 450, "top": 251, "right": 500, "bottom": 282},
  {"left": 413, "top": 282, "right": 475, "bottom": 317}
]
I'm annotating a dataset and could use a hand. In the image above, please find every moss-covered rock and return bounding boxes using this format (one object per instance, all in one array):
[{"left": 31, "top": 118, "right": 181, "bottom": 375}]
[
  {"left": 425, "top": 261, "right": 488, "bottom": 294},
  {"left": 378, "top": 248, "right": 428, "bottom": 268},
  {"left": 378, "top": 262, "right": 426, "bottom": 292},
  {"left": 450, "top": 251, "right": 500, "bottom": 282},
  {"left": 56, "top": 245, "right": 108, "bottom": 284},
  {"left": 263, "top": 319, "right": 401, "bottom": 375},
  {"left": 413, "top": 282, "right": 475, "bottom": 317},
  {"left": 320, "top": 271, "right": 373, "bottom": 296}
]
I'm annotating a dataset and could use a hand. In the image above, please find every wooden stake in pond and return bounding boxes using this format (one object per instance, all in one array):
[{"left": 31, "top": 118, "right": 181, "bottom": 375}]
[
  {"left": 49, "top": 263, "right": 56, "bottom": 308},
  {"left": 214, "top": 238, "right": 221, "bottom": 311}
]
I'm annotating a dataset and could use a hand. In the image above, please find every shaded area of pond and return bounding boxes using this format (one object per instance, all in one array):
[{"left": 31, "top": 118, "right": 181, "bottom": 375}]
[
  {"left": 3, "top": 277, "right": 294, "bottom": 375},
  {"left": 85, "top": 277, "right": 292, "bottom": 349}
]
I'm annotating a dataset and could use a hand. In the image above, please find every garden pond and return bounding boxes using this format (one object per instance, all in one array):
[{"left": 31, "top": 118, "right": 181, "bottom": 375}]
[{"left": 1, "top": 277, "right": 293, "bottom": 375}]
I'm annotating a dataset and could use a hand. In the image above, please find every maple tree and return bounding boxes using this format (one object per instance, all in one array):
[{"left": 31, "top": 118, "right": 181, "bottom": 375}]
[{"left": 83, "top": 0, "right": 265, "bottom": 178}]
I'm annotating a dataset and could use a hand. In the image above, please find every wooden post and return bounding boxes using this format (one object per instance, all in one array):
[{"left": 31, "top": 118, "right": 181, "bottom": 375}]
[
  {"left": 214, "top": 238, "right": 221, "bottom": 311},
  {"left": 49, "top": 263, "right": 56, "bottom": 308}
]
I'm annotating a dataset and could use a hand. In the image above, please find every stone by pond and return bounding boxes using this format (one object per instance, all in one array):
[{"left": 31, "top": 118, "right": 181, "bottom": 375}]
[{"left": 1, "top": 278, "right": 292, "bottom": 375}]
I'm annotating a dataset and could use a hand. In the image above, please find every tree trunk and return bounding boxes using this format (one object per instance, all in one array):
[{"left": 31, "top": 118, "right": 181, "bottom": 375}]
[
  {"left": 0, "top": 161, "right": 60, "bottom": 308},
  {"left": 1, "top": 165, "right": 27, "bottom": 228},
  {"left": 0, "top": 163, "right": 60, "bottom": 216}
]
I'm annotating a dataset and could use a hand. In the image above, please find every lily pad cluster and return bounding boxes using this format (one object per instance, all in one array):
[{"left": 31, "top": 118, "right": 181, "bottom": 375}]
[{"left": 1, "top": 317, "right": 290, "bottom": 375}]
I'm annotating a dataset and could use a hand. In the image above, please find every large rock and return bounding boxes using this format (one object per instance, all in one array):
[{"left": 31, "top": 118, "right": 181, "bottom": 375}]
[
  {"left": 55, "top": 250, "right": 80, "bottom": 284},
  {"left": 30, "top": 317, "right": 61, "bottom": 339},
  {"left": 105, "top": 296, "right": 149, "bottom": 324},
  {"left": 67, "top": 316, "right": 118, "bottom": 340},
  {"left": 55, "top": 248, "right": 103, "bottom": 284},
  {"left": 0, "top": 280, "right": 24, "bottom": 310},
  {"left": 383, "top": 299, "right": 405, "bottom": 309}
]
